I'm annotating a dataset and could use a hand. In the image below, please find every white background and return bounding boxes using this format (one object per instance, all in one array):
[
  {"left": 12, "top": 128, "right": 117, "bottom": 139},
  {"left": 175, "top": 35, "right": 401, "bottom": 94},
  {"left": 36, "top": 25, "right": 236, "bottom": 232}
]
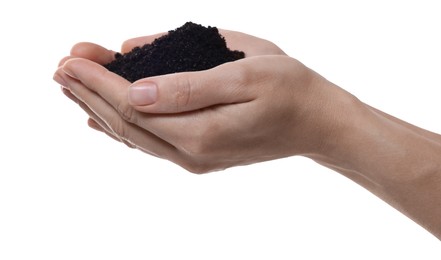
[{"left": 0, "top": 0, "right": 440, "bottom": 259}]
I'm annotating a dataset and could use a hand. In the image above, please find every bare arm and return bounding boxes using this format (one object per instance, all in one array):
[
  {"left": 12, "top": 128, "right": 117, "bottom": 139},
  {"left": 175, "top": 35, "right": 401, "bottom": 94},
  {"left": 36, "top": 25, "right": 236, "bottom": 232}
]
[
  {"left": 308, "top": 93, "right": 441, "bottom": 239},
  {"left": 54, "top": 33, "right": 441, "bottom": 240}
]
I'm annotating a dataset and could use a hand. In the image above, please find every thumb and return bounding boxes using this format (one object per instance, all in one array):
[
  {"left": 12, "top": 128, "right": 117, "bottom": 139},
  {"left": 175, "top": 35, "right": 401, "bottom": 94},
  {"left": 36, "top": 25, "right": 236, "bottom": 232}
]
[{"left": 127, "top": 61, "right": 255, "bottom": 113}]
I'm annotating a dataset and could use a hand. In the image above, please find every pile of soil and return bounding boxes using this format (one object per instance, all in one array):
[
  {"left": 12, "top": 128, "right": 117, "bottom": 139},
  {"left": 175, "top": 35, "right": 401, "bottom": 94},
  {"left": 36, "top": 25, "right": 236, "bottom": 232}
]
[{"left": 104, "top": 22, "right": 245, "bottom": 82}]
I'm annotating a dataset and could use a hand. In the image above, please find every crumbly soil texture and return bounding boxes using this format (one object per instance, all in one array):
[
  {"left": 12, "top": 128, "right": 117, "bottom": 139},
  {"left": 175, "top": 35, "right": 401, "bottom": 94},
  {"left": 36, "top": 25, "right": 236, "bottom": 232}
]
[{"left": 104, "top": 22, "right": 245, "bottom": 82}]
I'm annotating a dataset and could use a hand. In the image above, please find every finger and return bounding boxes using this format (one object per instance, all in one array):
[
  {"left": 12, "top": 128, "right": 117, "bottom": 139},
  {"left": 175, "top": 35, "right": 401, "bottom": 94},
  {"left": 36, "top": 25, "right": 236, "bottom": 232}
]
[
  {"left": 78, "top": 100, "right": 136, "bottom": 148},
  {"left": 70, "top": 42, "right": 116, "bottom": 65},
  {"left": 87, "top": 118, "right": 106, "bottom": 132},
  {"left": 83, "top": 109, "right": 115, "bottom": 137},
  {"left": 121, "top": 32, "right": 167, "bottom": 53},
  {"left": 62, "top": 57, "right": 129, "bottom": 100},
  {"left": 127, "top": 58, "right": 258, "bottom": 113},
  {"left": 57, "top": 42, "right": 116, "bottom": 69},
  {"left": 90, "top": 114, "right": 165, "bottom": 156},
  {"left": 57, "top": 74, "right": 121, "bottom": 139},
  {"left": 87, "top": 117, "right": 136, "bottom": 149},
  {"left": 59, "top": 80, "right": 126, "bottom": 145},
  {"left": 57, "top": 62, "right": 179, "bottom": 158},
  {"left": 58, "top": 58, "right": 172, "bottom": 145},
  {"left": 65, "top": 84, "right": 165, "bottom": 151},
  {"left": 88, "top": 118, "right": 129, "bottom": 146},
  {"left": 58, "top": 56, "right": 248, "bottom": 169},
  {"left": 58, "top": 56, "right": 75, "bottom": 68},
  {"left": 56, "top": 65, "right": 121, "bottom": 136},
  {"left": 61, "top": 86, "right": 79, "bottom": 103}
]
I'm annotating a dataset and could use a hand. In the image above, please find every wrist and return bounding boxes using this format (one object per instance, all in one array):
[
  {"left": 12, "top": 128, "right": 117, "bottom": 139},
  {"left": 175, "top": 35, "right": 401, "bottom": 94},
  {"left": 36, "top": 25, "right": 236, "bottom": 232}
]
[
  {"left": 307, "top": 95, "right": 441, "bottom": 239},
  {"left": 318, "top": 102, "right": 441, "bottom": 186}
]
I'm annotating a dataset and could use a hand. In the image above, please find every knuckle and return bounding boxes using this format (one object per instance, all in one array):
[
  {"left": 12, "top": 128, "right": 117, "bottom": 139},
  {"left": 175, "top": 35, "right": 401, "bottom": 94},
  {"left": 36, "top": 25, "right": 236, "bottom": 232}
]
[
  {"left": 116, "top": 101, "right": 137, "bottom": 124},
  {"left": 174, "top": 122, "right": 228, "bottom": 174},
  {"left": 224, "top": 62, "right": 251, "bottom": 89},
  {"left": 173, "top": 74, "right": 192, "bottom": 111},
  {"left": 179, "top": 122, "right": 219, "bottom": 157},
  {"left": 184, "top": 137, "right": 209, "bottom": 157},
  {"left": 108, "top": 116, "right": 129, "bottom": 141}
]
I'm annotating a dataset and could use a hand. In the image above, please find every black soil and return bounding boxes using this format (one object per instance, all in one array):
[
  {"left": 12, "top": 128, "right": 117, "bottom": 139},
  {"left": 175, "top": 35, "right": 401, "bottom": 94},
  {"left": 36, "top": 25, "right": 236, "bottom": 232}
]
[{"left": 104, "top": 22, "right": 245, "bottom": 82}]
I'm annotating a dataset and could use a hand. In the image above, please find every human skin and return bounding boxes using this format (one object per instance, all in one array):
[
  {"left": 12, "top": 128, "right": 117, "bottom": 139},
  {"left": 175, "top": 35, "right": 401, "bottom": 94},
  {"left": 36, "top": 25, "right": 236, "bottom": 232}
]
[{"left": 53, "top": 30, "right": 441, "bottom": 240}]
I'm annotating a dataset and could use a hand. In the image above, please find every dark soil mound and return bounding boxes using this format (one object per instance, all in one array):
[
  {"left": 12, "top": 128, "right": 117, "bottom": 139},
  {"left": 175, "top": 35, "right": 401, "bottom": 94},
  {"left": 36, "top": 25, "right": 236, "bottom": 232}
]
[{"left": 104, "top": 22, "right": 245, "bottom": 82}]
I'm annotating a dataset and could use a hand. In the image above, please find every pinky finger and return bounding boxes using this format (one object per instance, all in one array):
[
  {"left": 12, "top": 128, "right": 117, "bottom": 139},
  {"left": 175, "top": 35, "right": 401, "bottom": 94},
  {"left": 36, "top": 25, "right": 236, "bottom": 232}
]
[
  {"left": 87, "top": 118, "right": 106, "bottom": 133},
  {"left": 77, "top": 101, "right": 136, "bottom": 148},
  {"left": 87, "top": 117, "right": 136, "bottom": 148}
]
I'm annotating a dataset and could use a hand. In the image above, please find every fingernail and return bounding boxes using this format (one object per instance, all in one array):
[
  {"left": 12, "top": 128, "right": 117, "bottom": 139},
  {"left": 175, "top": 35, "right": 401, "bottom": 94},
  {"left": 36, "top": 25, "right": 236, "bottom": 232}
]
[
  {"left": 62, "top": 65, "right": 77, "bottom": 79},
  {"left": 53, "top": 72, "right": 68, "bottom": 87},
  {"left": 128, "top": 82, "right": 158, "bottom": 106}
]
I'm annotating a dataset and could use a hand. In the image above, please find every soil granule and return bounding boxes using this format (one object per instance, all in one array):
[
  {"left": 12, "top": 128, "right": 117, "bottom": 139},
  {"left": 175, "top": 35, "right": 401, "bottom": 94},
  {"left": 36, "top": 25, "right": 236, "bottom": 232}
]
[{"left": 104, "top": 22, "right": 245, "bottom": 82}]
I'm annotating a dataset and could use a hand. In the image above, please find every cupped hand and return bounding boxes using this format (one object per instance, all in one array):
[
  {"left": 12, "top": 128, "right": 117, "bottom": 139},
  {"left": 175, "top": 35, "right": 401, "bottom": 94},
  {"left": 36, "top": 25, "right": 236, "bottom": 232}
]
[
  {"left": 54, "top": 52, "right": 356, "bottom": 173},
  {"left": 54, "top": 28, "right": 288, "bottom": 160}
]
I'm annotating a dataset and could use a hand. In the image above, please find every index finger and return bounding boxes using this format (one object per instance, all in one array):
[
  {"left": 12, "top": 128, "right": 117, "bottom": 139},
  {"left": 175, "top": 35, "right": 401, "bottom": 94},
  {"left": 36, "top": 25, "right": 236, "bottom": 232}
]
[{"left": 62, "top": 58, "right": 130, "bottom": 112}]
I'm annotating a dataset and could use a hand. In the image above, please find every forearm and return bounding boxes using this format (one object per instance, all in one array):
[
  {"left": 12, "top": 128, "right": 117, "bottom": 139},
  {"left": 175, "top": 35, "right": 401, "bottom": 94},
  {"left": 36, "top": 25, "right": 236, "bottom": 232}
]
[
  {"left": 367, "top": 105, "right": 441, "bottom": 146},
  {"left": 308, "top": 92, "right": 441, "bottom": 240}
]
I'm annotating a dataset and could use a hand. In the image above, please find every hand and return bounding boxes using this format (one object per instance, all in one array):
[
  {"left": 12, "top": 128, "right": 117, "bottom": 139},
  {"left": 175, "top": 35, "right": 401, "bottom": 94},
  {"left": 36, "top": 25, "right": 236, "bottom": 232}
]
[
  {"left": 55, "top": 29, "right": 288, "bottom": 149},
  {"left": 58, "top": 29, "right": 285, "bottom": 145},
  {"left": 54, "top": 28, "right": 441, "bottom": 240},
  {"left": 55, "top": 53, "right": 356, "bottom": 173},
  {"left": 54, "top": 28, "right": 290, "bottom": 167}
]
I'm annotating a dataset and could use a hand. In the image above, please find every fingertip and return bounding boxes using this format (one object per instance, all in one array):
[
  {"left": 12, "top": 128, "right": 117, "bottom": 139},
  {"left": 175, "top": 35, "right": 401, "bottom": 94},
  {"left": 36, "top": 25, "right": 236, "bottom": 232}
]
[
  {"left": 87, "top": 118, "right": 104, "bottom": 132},
  {"left": 121, "top": 38, "right": 139, "bottom": 53},
  {"left": 61, "top": 86, "right": 79, "bottom": 103},
  {"left": 70, "top": 42, "right": 90, "bottom": 55},
  {"left": 62, "top": 57, "right": 109, "bottom": 81},
  {"left": 58, "top": 56, "right": 74, "bottom": 68},
  {"left": 61, "top": 58, "right": 82, "bottom": 79},
  {"left": 70, "top": 42, "right": 116, "bottom": 65},
  {"left": 121, "top": 37, "right": 145, "bottom": 54}
]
